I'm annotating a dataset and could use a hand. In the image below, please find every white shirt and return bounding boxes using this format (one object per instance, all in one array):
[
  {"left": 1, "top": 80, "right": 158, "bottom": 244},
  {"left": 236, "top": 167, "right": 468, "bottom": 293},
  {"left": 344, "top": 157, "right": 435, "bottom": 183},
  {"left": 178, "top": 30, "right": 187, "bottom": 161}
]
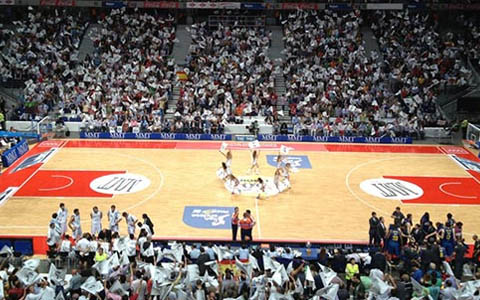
[
  {"left": 108, "top": 210, "right": 120, "bottom": 226},
  {"left": 76, "top": 238, "right": 90, "bottom": 253},
  {"left": 91, "top": 211, "right": 102, "bottom": 224},
  {"left": 72, "top": 214, "right": 81, "bottom": 229},
  {"left": 59, "top": 239, "right": 71, "bottom": 252},
  {"left": 127, "top": 214, "right": 137, "bottom": 228},
  {"left": 57, "top": 208, "right": 68, "bottom": 223},
  {"left": 47, "top": 228, "right": 60, "bottom": 246},
  {"left": 141, "top": 223, "right": 152, "bottom": 237},
  {"left": 127, "top": 239, "right": 137, "bottom": 256}
]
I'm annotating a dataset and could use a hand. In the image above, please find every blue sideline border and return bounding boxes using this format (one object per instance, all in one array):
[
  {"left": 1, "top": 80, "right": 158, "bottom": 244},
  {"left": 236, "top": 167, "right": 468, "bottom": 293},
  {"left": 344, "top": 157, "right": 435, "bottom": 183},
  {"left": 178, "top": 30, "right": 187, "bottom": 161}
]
[{"left": 80, "top": 132, "right": 412, "bottom": 144}]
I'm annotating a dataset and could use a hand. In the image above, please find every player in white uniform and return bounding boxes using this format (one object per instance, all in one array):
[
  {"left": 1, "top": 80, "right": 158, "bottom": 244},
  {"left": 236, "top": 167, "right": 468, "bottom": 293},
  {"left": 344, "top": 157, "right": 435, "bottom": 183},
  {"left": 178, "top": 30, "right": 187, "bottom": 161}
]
[
  {"left": 90, "top": 206, "right": 103, "bottom": 236},
  {"left": 122, "top": 212, "right": 138, "bottom": 236},
  {"left": 56, "top": 203, "right": 68, "bottom": 235},
  {"left": 50, "top": 213, "right": 62, "bottom": 236},
  {"left": 47, "top": 222, "right": 60, "bottom": 253},
  {"left": 248, "top": 150, "right": 260, "bottom": 175},
  {"left": 108, "top": 205, "right": 121, "bottom": 233},
  {"left": 68, "top": 209, "right": 82, "bottom": 240}
]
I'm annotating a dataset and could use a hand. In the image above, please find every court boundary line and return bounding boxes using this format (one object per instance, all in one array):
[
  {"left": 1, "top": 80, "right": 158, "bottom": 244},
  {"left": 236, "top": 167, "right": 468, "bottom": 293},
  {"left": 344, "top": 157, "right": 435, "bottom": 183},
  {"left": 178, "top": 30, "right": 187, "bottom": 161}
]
[
  {"left": 38, "top": 175, "right": 74, "bottom": 191},
  {"left": 345, "top": 155, "right": 480, "bottom": 237},
  {"left": 445, "top": 154, "right": 480, "bottom": 186},
  {"left": 255, "top": 197, "right": 262, "bottom": 239},
  {"left": 345, "top": 155, "right": 480, "bottom": 211},
  {"left": 0, "top": 141, "right": 66, "bottom": 208},
  {"left": 0, "top": 149, "right": 165, "bottom": 229},
  {"left": 439, "top": 182, "right": 477, "bottom": 199}
]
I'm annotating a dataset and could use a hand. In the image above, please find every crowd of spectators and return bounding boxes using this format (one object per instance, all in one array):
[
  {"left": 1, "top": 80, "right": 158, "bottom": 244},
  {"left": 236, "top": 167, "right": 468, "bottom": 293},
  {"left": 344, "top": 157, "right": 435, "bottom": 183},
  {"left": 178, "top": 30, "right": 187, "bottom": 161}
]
[
  {"left": 168, "top": 21, "right": 276, "bottom": 135},
  {"left": 279, "top": 10, "right": 473, "bottom": 139},
  {"left": 281, "top": 10, "right": 391, "bottom": 138},
  {"left": 371, "top": 11, "right": 471, "bottom": 124},
  {"left": 78, "top": 9, "right": 177, "bottom": 134},
  {"left": 0, "top": 8, "right": 90, "bottom": 122},
  {"left": 1, "top": 8, "right": 478, "bottom": 138},
  {"left": 1, "top": 206, "right": 480, "bottom": 300}
]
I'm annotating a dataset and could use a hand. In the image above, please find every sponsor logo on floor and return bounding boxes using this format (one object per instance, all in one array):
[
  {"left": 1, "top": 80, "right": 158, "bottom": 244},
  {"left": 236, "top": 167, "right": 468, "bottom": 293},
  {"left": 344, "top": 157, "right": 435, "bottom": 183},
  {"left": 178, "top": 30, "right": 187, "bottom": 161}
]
[{"left": 183, "top": 206, "right": 235, "bottom": 229}]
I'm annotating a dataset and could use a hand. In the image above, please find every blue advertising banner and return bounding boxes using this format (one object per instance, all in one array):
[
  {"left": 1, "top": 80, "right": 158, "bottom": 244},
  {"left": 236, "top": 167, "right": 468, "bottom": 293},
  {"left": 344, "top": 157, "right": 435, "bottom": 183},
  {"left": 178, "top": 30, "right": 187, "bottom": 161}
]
[
  {"left": 0, "top": 131, "right": 40, "bottom": 140},
  {"left": 257, "top": 134, "right": 412, "bottom": 144},
  {"left": 183, "top": 206, "right": 235, "bottom": 229},
  {"left": 1, "top": 139, "right": 29, "bottom": 167},
  {"left": 80, "top": 132, "right": 233, "bottom": 141},
  {"left": 406, "top": 2, "right": 425, "bottom": 9},
  {"left": 103, "top": 1, "right": 125, "bottom": 8},
  {"left": 327, "top": 3, "right": 352, "bottom": 10},
  {"left": 241, "top": 2, "right": 265, "bottom": 10}
]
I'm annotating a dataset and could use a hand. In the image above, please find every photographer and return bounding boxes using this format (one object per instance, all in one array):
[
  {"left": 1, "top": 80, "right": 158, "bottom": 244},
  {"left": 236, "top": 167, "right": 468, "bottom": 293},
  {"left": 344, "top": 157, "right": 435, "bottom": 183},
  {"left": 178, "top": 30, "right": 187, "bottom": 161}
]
[{"left": 248, "top": 120, "right": 260, "bottom": 136}]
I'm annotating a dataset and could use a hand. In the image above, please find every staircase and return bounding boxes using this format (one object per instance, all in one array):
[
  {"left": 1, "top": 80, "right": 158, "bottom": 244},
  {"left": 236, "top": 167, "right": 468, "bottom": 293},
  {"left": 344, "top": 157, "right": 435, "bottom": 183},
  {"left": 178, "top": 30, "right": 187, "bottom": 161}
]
[
  {"left": 361, "top": 25, "right": 383, "bottom": 62},
  {"left": 78, "top": 24, "right": 100, "bottom": 61},
  {"left": 269, "top": 26, "right": 291, "bottom": 132},
  {"left": 165, "top": 85, "right": 181, "bottom": 121},
  {"left": 172, "top": 25, "right": 192, "bottom": 66}
]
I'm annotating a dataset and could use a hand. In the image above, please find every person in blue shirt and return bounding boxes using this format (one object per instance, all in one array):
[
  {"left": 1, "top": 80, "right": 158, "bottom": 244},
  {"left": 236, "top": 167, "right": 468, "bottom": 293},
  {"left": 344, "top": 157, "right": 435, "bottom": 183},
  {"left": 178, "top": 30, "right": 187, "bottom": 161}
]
[
  {"left": 386, "top": 223, "right": 402, "bottom": 257},
  {"left": 189, "top": 244, "right": 201, "bottom": 260},
  {"left": 441, "top": 222, "right": 456, "bottom": 257},
  {"left": 412, "top": 264, "right": 423, "bottom": 282}
]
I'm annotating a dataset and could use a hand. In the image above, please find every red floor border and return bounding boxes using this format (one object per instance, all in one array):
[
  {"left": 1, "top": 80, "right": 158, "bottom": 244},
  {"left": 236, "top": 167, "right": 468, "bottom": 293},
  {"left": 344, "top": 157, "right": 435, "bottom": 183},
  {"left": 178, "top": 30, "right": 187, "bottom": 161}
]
[{"left": 65, "top": 139, "right": 445, "bottom": 154}]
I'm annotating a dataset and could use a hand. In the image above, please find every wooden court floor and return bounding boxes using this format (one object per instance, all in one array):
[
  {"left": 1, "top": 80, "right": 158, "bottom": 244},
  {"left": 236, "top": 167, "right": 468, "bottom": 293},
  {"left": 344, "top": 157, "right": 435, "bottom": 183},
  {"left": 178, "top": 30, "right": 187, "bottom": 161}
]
[{"left": 1, "top": 139, "right": 480, "bottom": 243}]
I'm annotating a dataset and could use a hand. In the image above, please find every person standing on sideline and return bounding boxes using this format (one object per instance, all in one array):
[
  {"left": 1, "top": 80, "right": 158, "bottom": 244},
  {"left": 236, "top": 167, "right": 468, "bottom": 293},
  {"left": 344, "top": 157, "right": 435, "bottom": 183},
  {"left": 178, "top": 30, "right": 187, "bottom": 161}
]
[
  {"left": 378, "top": 216, "right": 387, "bottom": 247},
  {"left": 90, "top": 206, "right": 103, "bottom": 236},
  {"left": 68, "top": 208, "right": 82, "bottom": 241},
  {"left": 56, "top": 203, "right": 68, "bottom": 236},
  {"left": 46, "top": 222, "right": 60, "bottom": 255},
  {"left": 391, "top": 206, "right": 405, "bottom": 225},
  {"left": 441, "top": 222, "right": 456, "bottom": 257},
  {"left": 369, "top": 212, "right": 380, "bottom": 246},
  {"left": 142, "top": 213, "right": 155, "bottom": 235},
  {"left": 472, "top": 234, "right": 480, "bottom": 270},
  {"left": 245, "top": 210, "right": 256, "bottom": 241},
  {"left": 231, "top": 207, "right": 239, "bottom": 241},
  {"left": 108, "top": 205, "right": 121, "bottom": 233},
  {"left": 239, "top": 213, "right": 252, "bottom": 242},
  {"left": 123, "top": 212, "right": 138, "bottom": 236}
]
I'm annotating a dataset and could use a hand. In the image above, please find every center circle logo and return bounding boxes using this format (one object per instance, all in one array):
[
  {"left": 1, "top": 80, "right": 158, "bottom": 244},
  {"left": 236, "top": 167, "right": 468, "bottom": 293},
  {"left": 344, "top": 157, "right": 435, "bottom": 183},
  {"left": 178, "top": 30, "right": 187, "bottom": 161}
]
[
  {"left": 90, "top": 173, "right": 151, "bottom": 195},
  {"left": 224, "top": 176, "right": 282, "bottom": 197},
  {"left": 360, "top": 178, "right": 423, "bottom": 200}
]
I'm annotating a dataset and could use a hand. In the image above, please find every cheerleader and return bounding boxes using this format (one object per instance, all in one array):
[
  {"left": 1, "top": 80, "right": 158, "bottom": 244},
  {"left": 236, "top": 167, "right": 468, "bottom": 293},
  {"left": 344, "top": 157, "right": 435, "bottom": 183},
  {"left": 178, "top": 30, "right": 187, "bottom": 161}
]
[
  {"left": 248, "top": 149, "right": 260, "bottom": 175},
  {"left": 274, "top": 168, "right": 283, "bottom": 192},
  {"left": 216, "top": 162, "right": 232, "bottom": 181},
  {"left": 256, "top": 177, "right": 267, "bottom": 199},
  {"left": 226, "top": 174, "right": 241, "bottom": 195},
  {"left": 280, "top": 163, "right": 292, "bottom": 190},
  {"left": 276, "top": 152, "right": 287, "bottom": 168},
  {"left": 220, "top": 149, "right": 233, "bottom": 168}
]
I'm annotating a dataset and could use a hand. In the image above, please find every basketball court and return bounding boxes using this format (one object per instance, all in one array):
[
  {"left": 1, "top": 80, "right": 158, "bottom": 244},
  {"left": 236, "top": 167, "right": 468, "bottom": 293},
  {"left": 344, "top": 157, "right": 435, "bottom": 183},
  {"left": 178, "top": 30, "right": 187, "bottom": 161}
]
[{"left": 1, "top": 139, "right": 480, "bottom": 243}]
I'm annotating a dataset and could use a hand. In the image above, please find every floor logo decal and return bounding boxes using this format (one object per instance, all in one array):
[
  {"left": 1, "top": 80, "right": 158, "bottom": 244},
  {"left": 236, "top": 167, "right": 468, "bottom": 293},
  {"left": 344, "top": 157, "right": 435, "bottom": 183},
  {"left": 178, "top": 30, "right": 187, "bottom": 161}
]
[{"left": 183, "top": 206, "right": 235, "bottom": 229}]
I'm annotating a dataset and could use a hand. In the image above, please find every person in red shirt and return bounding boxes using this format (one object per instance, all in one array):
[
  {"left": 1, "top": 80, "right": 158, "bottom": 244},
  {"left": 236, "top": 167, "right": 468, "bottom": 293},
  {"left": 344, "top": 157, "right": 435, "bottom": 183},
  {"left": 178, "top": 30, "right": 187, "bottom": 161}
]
[
  {"left": 231, "top": 207, "right": 239, "bottom": 241},
  {"left": 239, "top": 213, "right": 252, "bottom": 242}
]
